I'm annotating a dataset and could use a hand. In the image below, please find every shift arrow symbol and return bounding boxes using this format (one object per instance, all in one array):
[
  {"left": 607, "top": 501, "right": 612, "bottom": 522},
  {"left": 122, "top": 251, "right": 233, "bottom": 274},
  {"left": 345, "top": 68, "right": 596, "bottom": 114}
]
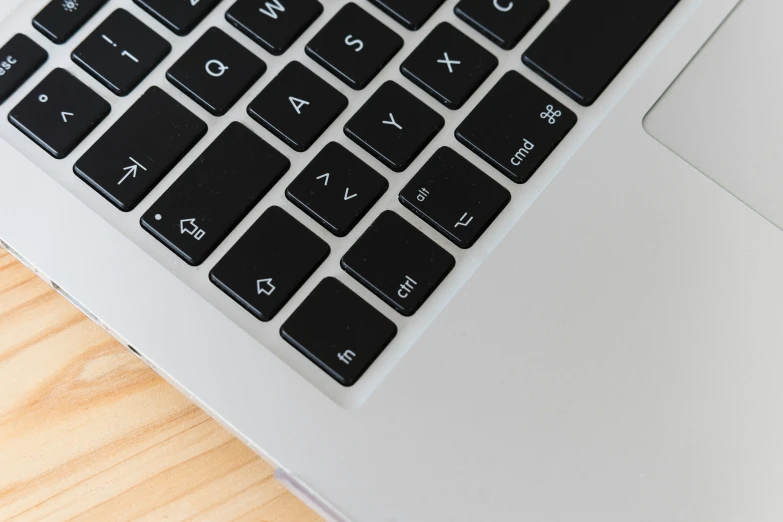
[
  {"left": 256, "top": 278, "right": 276, "bottom": 296},
  {"left": 180, "top": 218, "right": 198, "bottom": 235},
  {"left": 61, "top": 111, "right": 74, "bottom": 123}
]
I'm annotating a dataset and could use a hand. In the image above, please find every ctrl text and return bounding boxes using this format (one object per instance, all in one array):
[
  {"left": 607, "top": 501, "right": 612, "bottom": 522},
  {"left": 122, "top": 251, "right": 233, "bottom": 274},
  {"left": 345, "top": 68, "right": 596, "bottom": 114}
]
[{"left": 397, "top": 275, "right": 418, "bottom": 299}]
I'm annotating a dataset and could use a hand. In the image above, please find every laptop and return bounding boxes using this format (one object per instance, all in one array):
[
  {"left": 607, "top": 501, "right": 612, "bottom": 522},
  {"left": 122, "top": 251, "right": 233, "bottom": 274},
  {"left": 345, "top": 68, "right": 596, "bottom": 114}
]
[{"left": 3, "top": 0, "right": 782, "bottom": 519}]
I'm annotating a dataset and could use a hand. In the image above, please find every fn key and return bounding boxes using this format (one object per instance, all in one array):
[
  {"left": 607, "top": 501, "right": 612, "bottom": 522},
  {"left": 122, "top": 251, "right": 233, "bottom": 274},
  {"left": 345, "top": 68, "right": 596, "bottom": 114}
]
[{"left": 282, "top": 278, "right": 397, "bottom": 386}]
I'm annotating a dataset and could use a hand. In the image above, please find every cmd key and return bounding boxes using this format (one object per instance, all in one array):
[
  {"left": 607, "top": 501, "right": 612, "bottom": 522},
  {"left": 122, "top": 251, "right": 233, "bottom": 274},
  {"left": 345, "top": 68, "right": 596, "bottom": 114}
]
[
  {"left": 74, "top": 87, "right": 207, "bottom": 211},
  {"left": 455, "top": 71, "right": 576, "bottom": 184},
  {"left": 523, "top": 0, "right": 681, "bottom": 106},
  {"left": 281, "top": 277, "right": 397, "bottom": 386},
  {"left": 141, "top": 123, "right": 290, "bottom": 266}
]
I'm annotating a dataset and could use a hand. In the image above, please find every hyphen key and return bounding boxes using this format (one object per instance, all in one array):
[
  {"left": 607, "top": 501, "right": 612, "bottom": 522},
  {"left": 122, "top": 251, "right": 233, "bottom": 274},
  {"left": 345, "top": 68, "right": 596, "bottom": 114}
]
[{"left": 522, "top": 0, "right": 681, "bottom": 106}]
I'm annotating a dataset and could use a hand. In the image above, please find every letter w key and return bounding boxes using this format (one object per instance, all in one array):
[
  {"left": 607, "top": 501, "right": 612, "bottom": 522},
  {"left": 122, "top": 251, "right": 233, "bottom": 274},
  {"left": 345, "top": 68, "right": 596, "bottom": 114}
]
[{"left": 226, "top": 0, "right": 324, "bottom": 55}]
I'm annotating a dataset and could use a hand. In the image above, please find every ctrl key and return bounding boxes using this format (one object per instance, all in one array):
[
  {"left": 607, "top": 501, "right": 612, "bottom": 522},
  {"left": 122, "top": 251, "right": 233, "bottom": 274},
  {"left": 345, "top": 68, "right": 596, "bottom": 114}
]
[{"left": 281, "top": 278, "right": 397, "bottom": 386}]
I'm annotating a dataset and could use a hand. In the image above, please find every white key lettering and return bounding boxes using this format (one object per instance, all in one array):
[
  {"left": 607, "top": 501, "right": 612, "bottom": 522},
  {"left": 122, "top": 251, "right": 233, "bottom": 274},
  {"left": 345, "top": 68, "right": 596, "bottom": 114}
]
[
  {"left": 437, "top": 52, "right": 461, "bottom": 73},
  {"left": 289, "top": 96, "right": 310, "bottom": 114},
  {"left": 397, "top": 275, "right": 418, "bottom": 299},
  {"left": 510, "top": 138, "right": 535, "bottom": 166},
  {"left": 382, "top": 113, "right": 402, "bottom": 130},
  {"left": 493, "top": 0, "right": 513, "bottom": 12},
  {"left": 338, "top": 350, "right": 356, "bottom": 364},
  {"left": 258, "top": 0, "right": 285, "bottom": 19},
  {"left": 345, "top": 35, "right": 364, "bottom": 52}
]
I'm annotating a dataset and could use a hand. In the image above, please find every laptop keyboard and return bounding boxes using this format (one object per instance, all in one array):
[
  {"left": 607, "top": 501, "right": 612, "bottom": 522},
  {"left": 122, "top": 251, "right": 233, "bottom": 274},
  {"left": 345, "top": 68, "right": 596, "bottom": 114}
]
[{"left": 0, "top": 0, "right": 680, "bottom": 389}]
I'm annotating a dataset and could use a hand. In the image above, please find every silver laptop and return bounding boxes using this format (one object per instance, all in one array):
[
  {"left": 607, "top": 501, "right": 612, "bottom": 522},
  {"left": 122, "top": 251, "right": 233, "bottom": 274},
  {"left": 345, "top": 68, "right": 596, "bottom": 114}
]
[{"left": 3, "top": 0, "right": 782, "bottom": 519}]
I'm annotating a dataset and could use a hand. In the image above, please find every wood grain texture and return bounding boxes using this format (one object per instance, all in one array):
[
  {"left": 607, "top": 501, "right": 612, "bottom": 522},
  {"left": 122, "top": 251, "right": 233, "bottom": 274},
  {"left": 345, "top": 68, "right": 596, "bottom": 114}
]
[{"left": 0, "top": 248, "right": 321, "bottom": 522}]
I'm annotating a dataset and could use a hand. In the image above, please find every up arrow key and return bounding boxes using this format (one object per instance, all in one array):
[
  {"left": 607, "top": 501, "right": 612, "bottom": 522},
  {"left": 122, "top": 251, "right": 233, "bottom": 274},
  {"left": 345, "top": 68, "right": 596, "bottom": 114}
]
[
  {"left": 257, "top": 278, "right": 276, "bottom": 296},
  {"left": 61, "top": 111, "right": 74, "bottom": 123}
]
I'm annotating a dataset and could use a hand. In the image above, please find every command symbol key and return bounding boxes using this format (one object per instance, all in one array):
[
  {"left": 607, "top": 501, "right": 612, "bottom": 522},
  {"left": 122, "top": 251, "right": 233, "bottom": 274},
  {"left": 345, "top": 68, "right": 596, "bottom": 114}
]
[{"left": 455, "top": 71, "right": 576, "bottom": 184}]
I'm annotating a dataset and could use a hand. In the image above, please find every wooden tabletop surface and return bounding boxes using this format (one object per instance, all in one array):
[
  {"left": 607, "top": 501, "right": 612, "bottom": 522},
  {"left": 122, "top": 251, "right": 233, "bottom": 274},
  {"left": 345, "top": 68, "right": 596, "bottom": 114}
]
[{"left": 0, "top": 248, "right": 321, "bottom": 522}]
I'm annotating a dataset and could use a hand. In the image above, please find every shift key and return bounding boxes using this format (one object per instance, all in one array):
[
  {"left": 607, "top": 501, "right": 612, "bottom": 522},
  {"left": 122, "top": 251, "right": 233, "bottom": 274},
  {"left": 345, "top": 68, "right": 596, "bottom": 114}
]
[{"left": 141, "top": 122, "right": 290, "bottom": 266}]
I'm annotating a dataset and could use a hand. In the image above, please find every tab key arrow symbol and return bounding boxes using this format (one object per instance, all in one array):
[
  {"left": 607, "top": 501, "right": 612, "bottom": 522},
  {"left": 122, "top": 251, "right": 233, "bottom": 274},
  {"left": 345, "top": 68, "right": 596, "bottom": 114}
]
[
  {"left": 119, "top": 164, "right": 138, "bottom": 185},
  {"left": 118, "top": 157, "right": 147, "bottom": 185}
]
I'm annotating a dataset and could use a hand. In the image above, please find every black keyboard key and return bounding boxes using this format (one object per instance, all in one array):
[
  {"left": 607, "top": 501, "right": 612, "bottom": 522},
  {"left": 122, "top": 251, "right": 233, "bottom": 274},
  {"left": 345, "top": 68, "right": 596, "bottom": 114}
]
[
  {"left": 344, "top": 81, "right": 443, "bottom": 172},
  {"left": 226, "top": 0, "right": 323, "bottom": 55},
  {"left": 141, "top": 123, "right": 288, "bottom": 265},
  {"left": 211, "top": 206, "right": 330, "bottom": 322},
  {"left": 287, "top": 142, "right": 388, "bottom": 237},
  {"left": 306, "top": 3, "right": 402, "bottom": 90},
  {"left": 522, "top": 0, "right": 681, "bottom": 106},
  {"left": 281, "top": 277, "right": 396, "bottom": 386},
  {"left": 72, "top": 10, "right": 171, "bottom": 97},
  {"left": 455, "top": 71, "right": 576, "bottom": 184},
  {"left": 368, "top": 0, "right": 444, "bottom": 30},
  {"left": 401, "top": 22, "right": 497, "bottom": 110},
  {"left": 134, "top": 0, "right": 222, "bottom": 36},
  {"left": 74, "top": 87, "right": 207, "bottom": 211},
  {"left": 9, "top": 68, "right": 110, "bottom": 159},
  {"left": 342, "top": 210, "right": 454, "bottom": 316},
  {"left": 0, "top": 35, "right": 48, "bottom": 106},
  {"left": 400, "top": 147, "right": 509, "bottom": 248},
  {"left": 168, "top": 28, "right": 266, "bottom": 116},
  {"left": 34, "top": 0, "right": 108, "bottom": 44},
  {"left": 455, "top": 0, "right": 548, "bottom": 50},
  {"left": 248, "top": 61, "right": 347, "bottom": 152}
]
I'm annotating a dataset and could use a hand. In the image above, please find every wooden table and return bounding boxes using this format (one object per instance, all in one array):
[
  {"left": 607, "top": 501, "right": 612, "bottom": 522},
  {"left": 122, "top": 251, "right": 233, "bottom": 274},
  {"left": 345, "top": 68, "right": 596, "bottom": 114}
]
[{"left": 0, "top": 248, "right": 321, "bottom": 521}]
